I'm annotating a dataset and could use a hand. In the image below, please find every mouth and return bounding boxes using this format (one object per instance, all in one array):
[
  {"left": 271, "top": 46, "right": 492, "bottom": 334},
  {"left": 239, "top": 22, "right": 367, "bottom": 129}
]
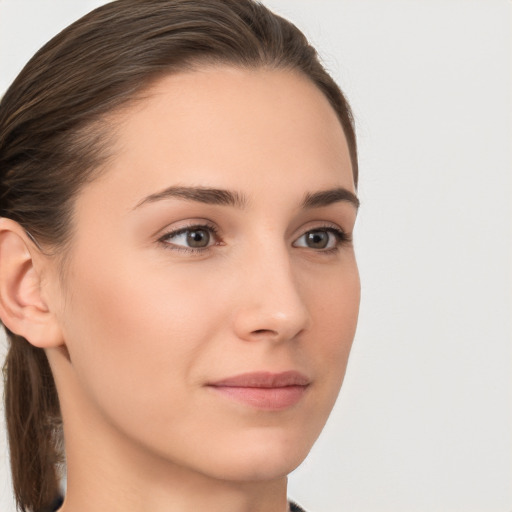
[{"left": 206, "top": 371, "right": 311, "bottom": 410}]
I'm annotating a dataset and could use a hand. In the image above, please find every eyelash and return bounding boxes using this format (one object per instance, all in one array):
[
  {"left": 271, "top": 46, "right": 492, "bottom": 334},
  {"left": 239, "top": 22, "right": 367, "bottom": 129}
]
[{"left": 157, "top": 223, "right": 351, "bottom": 255}]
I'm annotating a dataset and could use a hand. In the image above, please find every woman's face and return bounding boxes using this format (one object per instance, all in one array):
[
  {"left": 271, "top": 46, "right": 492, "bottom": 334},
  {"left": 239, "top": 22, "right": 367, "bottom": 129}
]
[{"left": 49, "top": 67, "right": 360, "bottom": 482}]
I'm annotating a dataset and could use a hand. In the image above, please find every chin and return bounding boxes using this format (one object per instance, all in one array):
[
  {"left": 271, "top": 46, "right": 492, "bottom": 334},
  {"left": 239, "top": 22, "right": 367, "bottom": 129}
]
[
  {"left": 193, "top": 426, "right": 318, "bottom": 483},
  {"left": 209, "top": 453, "right": 305, "bottom": 483}
]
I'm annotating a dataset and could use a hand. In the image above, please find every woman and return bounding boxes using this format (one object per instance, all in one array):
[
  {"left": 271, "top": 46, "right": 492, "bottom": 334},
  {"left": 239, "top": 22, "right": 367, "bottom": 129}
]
[{"left": 0, "top": 1, "right": 360, "bottom": 511}]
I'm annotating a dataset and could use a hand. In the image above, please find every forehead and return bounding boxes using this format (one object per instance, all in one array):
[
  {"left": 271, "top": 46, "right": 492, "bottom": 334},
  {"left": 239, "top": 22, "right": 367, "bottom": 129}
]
[{"left": 80, "top": 66, "right": 354, "bottom": 211}]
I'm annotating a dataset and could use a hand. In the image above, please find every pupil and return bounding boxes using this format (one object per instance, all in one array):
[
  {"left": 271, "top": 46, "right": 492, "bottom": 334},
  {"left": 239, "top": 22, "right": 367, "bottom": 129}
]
[
  {"left": 187, "top": 229, "right": 210, "bottom": 248},
  {"left": 307, "top": 231, "right": 328, "bottom": 249}
]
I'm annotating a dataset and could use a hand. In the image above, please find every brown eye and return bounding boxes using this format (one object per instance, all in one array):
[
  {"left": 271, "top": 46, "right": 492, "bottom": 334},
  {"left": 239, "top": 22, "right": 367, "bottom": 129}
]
[
  {"left": 304, "top": 231, "right": 329, "bottom": 249},
  {"left": 186, "top": 228, "right": 210, "bottom": 248}
]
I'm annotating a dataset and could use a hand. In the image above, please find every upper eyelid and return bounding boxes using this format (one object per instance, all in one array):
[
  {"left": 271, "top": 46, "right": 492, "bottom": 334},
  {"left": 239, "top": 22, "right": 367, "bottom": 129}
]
[
  {"left": 157, "top": 220, "right": 348, "bottom": 237},
  {"left": 157, "top": 220, "right": 219, "bottom": 238},
  {"left": 165, "top": 225, "right": 216, "bottom": 237},
  {"left": 158, "top": 221, "right": 345, "bottom": 237},
  {"left": 293, "top": 221, "right": 347, "bottom": 237}
]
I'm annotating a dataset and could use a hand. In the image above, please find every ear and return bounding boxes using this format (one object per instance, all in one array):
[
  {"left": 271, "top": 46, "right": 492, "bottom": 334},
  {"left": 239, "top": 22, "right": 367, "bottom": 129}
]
[{"left": 0, "top": 218, "right": 64, "bottom": 348}]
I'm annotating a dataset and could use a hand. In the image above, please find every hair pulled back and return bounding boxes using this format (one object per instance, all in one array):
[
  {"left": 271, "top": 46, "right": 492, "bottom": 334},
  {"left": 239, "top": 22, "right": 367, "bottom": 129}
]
[{"left": 0, "top": 1, "right": 357, "bottom": 510}]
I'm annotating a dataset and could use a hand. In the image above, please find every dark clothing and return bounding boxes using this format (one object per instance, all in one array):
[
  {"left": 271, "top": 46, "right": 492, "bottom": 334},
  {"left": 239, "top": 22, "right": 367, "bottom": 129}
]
[{"left": 51, "top": 495, "right": 307, "bottom": 511}]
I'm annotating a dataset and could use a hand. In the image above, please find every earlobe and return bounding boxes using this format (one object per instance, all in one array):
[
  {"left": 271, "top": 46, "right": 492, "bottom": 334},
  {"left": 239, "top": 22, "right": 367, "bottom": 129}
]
[{"left": 0, "top": 218, "right": 64, "bottom": 348}]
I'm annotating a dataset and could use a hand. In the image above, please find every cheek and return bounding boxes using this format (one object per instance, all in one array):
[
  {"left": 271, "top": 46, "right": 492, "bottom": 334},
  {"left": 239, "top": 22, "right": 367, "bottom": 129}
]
[
  {"left": 59, "top": 250, "right": 227, "bottom": 418},
  {"left": 309, "top": 259, "right": 360, "bottom": 343},
  {"left": 305, "top": 261, "right": 360, "bottom": 392}
]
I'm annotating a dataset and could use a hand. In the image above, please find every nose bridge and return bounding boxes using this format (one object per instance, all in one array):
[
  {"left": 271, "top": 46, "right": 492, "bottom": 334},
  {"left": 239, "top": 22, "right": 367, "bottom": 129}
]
[{"left": 232, "top": 234, "right": 310, "bottom": 341}]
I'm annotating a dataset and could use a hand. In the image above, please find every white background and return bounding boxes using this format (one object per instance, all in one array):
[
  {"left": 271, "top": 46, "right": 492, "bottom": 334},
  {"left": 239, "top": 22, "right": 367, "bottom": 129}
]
[{"left": 0, "top": 1, "right": 510, "bottom": 511}]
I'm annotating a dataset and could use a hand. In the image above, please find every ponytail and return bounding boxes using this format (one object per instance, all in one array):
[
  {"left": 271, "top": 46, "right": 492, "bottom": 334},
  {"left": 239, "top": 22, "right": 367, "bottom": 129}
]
[{"left": 3, "top": 331, "right": 63, "bottom": 512}]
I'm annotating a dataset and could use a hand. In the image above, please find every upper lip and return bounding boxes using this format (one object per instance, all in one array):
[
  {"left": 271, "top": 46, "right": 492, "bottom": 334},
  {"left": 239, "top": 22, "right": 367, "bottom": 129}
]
[{"left": 208, "top": 371, "right": 310, "bottom": 388}]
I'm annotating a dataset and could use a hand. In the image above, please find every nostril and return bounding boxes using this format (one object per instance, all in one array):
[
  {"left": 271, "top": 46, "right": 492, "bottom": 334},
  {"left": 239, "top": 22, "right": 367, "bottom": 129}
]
[{"left": 252, "top": 329, "right": 278, "bottom": 336}]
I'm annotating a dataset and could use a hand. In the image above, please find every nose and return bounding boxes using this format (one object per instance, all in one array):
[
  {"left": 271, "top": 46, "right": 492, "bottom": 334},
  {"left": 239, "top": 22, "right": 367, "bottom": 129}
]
[{"left": 231, "top": 246, "right": 310, "bottom": 343}]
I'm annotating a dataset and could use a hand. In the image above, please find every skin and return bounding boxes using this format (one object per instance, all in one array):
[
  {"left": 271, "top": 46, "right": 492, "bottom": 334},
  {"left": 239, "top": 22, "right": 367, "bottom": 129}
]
[{"left": 5, "top": 67, "right": 360, "bottom": 512}]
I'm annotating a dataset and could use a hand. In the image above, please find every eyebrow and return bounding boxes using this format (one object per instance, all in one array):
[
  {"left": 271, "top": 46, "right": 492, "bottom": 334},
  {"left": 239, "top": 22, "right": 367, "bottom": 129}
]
[
  {"left": 301, "top": 188, "right": 360, "bottom": 209},
  {"left": 134, "top": 186, "right": 248, "bottom": 210},
  {"left": 133, "top": 185, "right": 359, "bottom": 210}
]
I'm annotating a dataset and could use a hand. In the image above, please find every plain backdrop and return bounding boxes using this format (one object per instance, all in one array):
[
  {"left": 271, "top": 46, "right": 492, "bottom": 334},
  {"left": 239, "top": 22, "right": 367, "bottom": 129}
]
[{"left": 0, "top": 1, "right": 510, "bottom": 511}]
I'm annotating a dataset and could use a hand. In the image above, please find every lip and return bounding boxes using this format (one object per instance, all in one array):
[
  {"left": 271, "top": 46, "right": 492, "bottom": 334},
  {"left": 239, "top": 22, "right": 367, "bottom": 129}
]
[{"left": 207, "top": 371, "right": 310, "bottom": 410}]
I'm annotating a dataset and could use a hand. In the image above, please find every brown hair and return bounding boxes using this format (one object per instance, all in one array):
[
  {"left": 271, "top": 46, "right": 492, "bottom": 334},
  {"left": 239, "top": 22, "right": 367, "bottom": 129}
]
[{"left": 0, "top": 1, "right": 358, "bottom": 510}]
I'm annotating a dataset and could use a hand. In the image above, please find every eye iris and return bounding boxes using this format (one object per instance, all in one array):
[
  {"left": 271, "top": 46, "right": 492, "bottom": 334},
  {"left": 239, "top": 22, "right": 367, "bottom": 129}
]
[
  {"left": 306, "top": 231, "right": 329, "bottom": 249},
  {"left": 186, "top": 229, "right": 210, "bottom": 248}
]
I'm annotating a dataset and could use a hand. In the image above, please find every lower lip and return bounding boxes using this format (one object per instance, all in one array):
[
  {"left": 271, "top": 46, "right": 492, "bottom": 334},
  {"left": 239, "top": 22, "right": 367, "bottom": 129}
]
[{"left": 208, "top": 385, "right": 308, "bottom": 410}]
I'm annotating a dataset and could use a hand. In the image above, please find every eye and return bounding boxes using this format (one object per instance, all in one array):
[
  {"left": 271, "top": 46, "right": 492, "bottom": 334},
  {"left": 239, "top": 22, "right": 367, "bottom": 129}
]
[
  {"left": 182, "top": 228, "right": 211, "bottom": 248},
  {"left": 159, "top": 224, "right": 218, "bottom": 252},
  {"left": 293, "top": 227, "right": 346, "bottom": 251}
]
